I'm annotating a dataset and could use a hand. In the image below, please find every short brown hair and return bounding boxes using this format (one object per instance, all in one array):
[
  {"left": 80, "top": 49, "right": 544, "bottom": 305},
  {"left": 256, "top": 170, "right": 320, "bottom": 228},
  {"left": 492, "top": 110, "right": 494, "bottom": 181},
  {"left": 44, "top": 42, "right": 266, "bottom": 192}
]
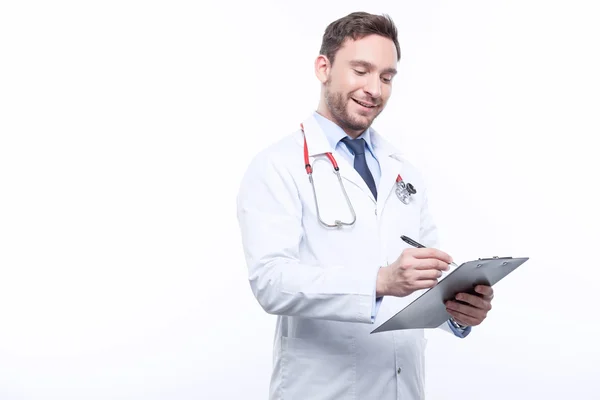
[{"left": 319, "top": 12, "right": 401, "bottom": 65}]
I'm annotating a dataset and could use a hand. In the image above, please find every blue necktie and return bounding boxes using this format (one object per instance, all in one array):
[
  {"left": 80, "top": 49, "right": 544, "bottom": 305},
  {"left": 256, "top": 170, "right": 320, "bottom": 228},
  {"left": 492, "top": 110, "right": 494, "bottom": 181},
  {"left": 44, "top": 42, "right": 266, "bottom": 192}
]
[{"left": 341, "top": 137, "right": 377, "bottom": 200}]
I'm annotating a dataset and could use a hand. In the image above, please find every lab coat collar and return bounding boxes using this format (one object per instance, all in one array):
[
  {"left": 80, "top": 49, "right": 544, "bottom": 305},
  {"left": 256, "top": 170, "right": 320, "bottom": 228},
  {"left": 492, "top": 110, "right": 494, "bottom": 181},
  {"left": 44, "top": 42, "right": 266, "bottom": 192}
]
[
  {"left": 300, "top": 113, "right": 402, "bottom": 159},
  {"left": 312, "top": 111, "right": 377, "bottom": 156},
  {"left": 300, "top": 113, "right": 406, "bottom": 205}
]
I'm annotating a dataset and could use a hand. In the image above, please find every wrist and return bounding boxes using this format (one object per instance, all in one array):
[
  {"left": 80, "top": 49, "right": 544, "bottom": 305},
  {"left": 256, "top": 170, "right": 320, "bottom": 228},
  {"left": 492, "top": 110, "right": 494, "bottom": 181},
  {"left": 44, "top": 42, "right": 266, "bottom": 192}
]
[
  {"left": 376, "top": 266, "right": 389, "bottom": 297},
  {"left": 449, "top": 317, "right": 468, "bottom": 330}
]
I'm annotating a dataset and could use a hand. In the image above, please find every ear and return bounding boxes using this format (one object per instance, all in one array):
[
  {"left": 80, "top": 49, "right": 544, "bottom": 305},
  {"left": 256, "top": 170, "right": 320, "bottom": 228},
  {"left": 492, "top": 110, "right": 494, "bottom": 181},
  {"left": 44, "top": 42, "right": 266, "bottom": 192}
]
[{"left": 314, "top": 54, "right": 331, "bottom": 84}]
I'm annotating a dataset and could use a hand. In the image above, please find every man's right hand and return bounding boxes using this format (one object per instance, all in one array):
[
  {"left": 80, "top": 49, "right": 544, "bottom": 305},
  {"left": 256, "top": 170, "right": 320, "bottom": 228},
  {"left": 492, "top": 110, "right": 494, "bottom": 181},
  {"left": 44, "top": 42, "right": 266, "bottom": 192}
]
[{"left": 376, "top": 248, "right": 453, "bottom": 297}]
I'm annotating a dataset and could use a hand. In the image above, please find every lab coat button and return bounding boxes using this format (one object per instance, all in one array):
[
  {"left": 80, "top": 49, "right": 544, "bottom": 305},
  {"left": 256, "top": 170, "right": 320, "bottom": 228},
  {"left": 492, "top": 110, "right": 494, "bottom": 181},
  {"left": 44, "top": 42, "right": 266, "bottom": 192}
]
[{"left": 397, "top": 367, "right": 401, "bottom": 374}]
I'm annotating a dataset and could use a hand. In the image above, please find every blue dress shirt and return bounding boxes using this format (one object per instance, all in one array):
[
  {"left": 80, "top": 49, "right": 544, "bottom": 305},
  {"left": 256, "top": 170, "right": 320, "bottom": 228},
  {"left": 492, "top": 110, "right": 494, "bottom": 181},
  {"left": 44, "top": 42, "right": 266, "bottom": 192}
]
[
  {"left": 312, "top": 112, "right": 469, "bottom": 338},
  {"left": 313, "top": 112, "right": 381, "bottom": 187}
]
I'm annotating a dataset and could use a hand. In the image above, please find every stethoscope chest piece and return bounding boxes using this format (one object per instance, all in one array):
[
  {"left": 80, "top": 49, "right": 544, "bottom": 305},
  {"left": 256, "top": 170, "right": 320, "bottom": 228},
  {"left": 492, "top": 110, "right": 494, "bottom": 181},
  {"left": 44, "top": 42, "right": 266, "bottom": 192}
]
[{"left": 395, "top": 174, "right": 416, "bottom": 205}]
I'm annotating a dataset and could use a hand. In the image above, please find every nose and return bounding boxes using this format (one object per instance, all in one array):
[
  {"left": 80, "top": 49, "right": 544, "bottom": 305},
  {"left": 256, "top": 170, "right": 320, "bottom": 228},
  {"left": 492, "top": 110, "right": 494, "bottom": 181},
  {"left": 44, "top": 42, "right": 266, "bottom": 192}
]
[{"left": 363, "top": 75, "right": 382, "bottom": 99}]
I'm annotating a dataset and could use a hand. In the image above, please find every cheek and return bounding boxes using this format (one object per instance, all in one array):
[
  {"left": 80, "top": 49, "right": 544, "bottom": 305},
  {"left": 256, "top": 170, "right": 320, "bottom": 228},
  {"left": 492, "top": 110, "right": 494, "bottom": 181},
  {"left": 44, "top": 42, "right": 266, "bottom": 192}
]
[
  {"left": 381, "top": 85, "right": 392, "bottom": 101},
  {"left": 341, "top": 72, "right": 366, "bottom": 92}
]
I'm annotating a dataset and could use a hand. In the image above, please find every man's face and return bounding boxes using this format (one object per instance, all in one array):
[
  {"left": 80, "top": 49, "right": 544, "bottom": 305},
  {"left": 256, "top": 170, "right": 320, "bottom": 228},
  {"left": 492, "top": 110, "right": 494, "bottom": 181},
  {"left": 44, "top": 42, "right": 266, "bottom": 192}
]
[{"left": 321, "top": 34, "right": 398, "bottom": 135}]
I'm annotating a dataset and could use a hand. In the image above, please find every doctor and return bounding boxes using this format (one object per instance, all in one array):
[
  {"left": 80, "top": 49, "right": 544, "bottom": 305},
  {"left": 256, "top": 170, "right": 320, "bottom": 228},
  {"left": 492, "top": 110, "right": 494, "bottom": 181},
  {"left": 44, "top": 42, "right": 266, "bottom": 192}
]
[{"left": 236, "top": 11, "right": 494, "bottom": 400}]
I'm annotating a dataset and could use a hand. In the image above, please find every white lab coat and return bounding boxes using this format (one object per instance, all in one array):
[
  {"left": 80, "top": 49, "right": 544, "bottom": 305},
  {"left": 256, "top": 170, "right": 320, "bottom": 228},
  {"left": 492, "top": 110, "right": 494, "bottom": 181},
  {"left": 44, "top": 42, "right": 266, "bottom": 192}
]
[{"left": 237, "top": 114, "right": 460, "bottom": 400}]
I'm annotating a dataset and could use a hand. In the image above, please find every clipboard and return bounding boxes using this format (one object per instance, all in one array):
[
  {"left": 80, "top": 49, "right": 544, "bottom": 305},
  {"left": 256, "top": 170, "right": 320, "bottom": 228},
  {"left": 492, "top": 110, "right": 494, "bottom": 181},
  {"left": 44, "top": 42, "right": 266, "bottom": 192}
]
[{"left": 370, "top": 256, "right": 529, "bottom": 334}]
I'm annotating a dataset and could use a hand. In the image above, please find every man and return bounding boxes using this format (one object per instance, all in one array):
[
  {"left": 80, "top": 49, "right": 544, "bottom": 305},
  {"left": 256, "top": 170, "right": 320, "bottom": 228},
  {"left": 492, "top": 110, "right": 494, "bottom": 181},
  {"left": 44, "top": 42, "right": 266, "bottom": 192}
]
[{"left": 236, "top": 11, "right": 494, "bottom": 400}]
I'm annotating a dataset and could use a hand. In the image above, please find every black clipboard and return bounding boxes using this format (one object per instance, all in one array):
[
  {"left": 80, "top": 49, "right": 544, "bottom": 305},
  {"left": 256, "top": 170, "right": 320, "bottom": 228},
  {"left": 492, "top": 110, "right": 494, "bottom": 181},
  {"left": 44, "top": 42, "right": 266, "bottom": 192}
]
[{"left": 370, "top": 256, "right": 529, "bottom": 334}]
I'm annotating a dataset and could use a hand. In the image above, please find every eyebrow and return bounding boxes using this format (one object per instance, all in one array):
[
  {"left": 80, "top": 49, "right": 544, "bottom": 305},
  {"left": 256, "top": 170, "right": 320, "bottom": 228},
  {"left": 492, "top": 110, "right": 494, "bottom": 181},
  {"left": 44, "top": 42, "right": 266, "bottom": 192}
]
[{"left": 349, "top": 60, "right": 397, "bottom": 75}]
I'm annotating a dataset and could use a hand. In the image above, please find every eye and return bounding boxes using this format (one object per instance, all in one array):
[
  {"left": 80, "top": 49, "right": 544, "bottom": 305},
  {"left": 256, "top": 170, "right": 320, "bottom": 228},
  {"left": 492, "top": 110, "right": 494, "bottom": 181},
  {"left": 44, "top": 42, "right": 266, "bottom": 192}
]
[
  {"left": 353, "top": 69, "right": 367, "bottom": 76},
  {"left": 382, "top": 76, "right": 393, "bottom": 84}
]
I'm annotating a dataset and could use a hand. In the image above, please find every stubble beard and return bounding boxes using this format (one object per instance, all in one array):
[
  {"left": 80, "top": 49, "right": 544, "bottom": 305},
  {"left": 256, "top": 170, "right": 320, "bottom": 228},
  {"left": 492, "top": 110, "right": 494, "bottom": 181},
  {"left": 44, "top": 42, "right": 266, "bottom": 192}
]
[{"left": 324, "top": 82, "right": 379, "bottom": 134}]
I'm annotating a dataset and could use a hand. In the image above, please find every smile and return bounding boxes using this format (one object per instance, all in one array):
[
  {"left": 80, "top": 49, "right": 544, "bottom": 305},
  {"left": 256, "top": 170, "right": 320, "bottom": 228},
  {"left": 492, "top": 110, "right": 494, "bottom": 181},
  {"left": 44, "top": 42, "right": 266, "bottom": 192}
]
[{"left": 352, "top": 98, "right": 377, "bottom": 108}]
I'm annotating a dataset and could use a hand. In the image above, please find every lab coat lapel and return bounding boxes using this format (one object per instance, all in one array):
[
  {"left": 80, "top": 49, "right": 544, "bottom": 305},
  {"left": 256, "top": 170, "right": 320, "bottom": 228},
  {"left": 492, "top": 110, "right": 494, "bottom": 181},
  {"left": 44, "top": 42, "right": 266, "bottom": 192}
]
[
  {"left": 378, "top": 155, "right": 402, "bottom": 208},
  {"left": 371, "top": 129, "right": 405, "bottom": 211},
  {"left": 301, "top": 115, "right": 376, "bottom": 202},
  {"left": 337, "top": 153, "right": 376, "bottom": 203}
]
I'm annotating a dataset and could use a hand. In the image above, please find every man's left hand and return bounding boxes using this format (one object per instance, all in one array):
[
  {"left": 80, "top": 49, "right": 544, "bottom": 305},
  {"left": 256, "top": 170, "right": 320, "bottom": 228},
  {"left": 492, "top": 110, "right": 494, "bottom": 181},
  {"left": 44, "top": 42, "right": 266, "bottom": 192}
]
[{"left": 445, "top": 285, "right": 494, "bottom": 327}]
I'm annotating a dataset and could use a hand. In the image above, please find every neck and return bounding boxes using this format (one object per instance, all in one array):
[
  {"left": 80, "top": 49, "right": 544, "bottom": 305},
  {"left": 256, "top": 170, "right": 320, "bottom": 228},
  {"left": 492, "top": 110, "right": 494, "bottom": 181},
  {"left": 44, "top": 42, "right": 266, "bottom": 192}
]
[{"left": 316, "top": 102, "right": 363, "bottom": 139}]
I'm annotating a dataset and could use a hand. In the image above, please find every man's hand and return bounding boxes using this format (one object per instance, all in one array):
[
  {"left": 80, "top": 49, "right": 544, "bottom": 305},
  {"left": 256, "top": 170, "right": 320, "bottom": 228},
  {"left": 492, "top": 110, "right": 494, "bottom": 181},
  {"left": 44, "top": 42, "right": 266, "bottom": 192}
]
[
  {"left": 376, "top": 248, "right": 452, "bottom": 297},
  {"left": 445, "top": 285, "right": 494, "bottom": 327}
]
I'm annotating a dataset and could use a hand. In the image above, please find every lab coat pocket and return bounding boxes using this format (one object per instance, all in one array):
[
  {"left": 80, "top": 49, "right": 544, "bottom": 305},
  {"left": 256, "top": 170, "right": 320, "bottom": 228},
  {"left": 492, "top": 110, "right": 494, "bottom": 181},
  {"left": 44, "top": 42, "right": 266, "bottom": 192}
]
[{"left": 281, "top": 335, "right": 356, "bottom": 399}]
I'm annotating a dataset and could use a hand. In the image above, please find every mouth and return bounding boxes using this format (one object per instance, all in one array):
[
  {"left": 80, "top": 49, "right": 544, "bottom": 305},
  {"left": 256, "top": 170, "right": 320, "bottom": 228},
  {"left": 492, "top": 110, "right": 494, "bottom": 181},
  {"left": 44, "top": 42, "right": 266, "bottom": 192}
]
[{"left": 351, "top": 98, "right": 378, "bottom": 109}]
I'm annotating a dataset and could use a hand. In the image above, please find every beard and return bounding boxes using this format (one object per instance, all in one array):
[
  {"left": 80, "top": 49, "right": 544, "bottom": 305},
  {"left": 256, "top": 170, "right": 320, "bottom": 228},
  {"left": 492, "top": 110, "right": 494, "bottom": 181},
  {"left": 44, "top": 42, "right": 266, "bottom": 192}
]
[{"left": 323, "top": 82, "right": 382, "bottom": 134}]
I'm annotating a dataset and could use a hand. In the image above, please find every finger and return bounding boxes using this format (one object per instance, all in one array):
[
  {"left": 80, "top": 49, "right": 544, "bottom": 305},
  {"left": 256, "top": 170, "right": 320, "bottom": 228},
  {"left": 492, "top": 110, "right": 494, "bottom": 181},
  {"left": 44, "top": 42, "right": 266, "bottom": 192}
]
[
  {"left": 447, "top": 309, "right": 479, "bottom": 327},
  {"left": 474, "top": 285, "right": 494, "bottom": 298},
  {"left": 455, "top": 293, "right": 492, "bottom": 311},
  {"left": 413, "top": 258, "right": 450, "bottom": 271},
  {"left": 411, "top": 279, "right": 438, "bottom": 290},
  {"left": 411, "top": 248, "right": 453, "bottom": 264},
  {"left": 415, "top": 269, "right": 444, "bottom": 280},
  {"left": 445, "top": 300, "right": 487, "bottom": 321}
]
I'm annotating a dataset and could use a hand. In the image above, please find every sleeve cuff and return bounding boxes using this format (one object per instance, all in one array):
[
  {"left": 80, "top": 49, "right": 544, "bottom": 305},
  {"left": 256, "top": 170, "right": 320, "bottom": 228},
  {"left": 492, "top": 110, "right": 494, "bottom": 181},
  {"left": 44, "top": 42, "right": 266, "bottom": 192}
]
[
  {"left": 371, "top": 296, "right": 383, "bottom": 323},
  {"left": 447, "top": 319, "right": 472, "bottom": 338},
  {"left": 371, "top": 267, "right": 383, "bottom": 323}
]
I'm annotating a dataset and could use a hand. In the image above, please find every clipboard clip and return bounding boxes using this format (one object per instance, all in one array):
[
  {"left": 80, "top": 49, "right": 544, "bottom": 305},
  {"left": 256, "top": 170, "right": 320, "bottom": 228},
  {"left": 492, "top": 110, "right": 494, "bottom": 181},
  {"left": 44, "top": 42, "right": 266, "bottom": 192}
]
[{"left": 478, "top": 256, "right": 513, "bottom": 261}]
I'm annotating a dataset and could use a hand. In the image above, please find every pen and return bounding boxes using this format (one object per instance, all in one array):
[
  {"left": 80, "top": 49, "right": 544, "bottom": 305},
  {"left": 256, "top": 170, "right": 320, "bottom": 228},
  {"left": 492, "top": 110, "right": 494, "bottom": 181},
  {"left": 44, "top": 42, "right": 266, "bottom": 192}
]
[{"left": 400, "top": 235, "right": 458, "bottom": 267}]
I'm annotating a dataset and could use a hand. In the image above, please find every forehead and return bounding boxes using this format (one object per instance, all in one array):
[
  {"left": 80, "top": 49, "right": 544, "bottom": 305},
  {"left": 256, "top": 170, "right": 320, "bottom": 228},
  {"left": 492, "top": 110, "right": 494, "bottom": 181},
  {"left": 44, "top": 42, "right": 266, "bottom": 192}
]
[{"left": 334, "top": 34, "right": 398, "bottom": 69}]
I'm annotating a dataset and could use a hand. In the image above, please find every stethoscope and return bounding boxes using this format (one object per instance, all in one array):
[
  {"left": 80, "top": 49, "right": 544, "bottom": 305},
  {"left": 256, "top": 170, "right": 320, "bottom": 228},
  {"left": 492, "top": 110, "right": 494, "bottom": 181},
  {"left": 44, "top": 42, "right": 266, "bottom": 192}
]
[
  {"left": 301, "top": 124, "right": 417, "bottom": 228},
  {"left": 394, "top": 174, "right": 417, "bottom": 205}
]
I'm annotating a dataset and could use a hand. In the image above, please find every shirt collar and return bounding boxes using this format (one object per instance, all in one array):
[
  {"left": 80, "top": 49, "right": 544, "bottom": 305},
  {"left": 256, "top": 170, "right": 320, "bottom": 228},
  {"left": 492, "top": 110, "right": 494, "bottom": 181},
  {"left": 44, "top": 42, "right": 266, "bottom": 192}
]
[{"left": 312, "top": 111, "right": 375, "bottom": 153}]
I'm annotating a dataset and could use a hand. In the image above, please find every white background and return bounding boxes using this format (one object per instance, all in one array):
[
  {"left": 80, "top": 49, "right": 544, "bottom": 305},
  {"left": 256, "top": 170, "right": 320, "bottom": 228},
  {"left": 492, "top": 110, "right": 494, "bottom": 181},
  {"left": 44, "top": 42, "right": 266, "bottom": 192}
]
[{"left": 1, "top": 1, "right": 599, "bottom": 399}]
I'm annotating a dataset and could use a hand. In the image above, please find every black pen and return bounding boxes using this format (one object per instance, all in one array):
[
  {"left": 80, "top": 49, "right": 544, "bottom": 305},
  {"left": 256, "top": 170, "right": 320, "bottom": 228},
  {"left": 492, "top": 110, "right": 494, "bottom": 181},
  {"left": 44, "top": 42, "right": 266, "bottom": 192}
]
[{"left": 400, "top": 235, "right": 458, "bottom": 267}]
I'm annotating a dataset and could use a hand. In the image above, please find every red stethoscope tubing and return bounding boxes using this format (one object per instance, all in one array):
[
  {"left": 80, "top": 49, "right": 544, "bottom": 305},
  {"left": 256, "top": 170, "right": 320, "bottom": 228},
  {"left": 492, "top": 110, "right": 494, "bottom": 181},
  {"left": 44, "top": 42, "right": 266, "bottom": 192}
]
[
  {"left": 301, "top": 123, "right": 405, "bottom": 184},
  {"left": 302, "top": 123, "right": 338, "bottom": 174}
]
